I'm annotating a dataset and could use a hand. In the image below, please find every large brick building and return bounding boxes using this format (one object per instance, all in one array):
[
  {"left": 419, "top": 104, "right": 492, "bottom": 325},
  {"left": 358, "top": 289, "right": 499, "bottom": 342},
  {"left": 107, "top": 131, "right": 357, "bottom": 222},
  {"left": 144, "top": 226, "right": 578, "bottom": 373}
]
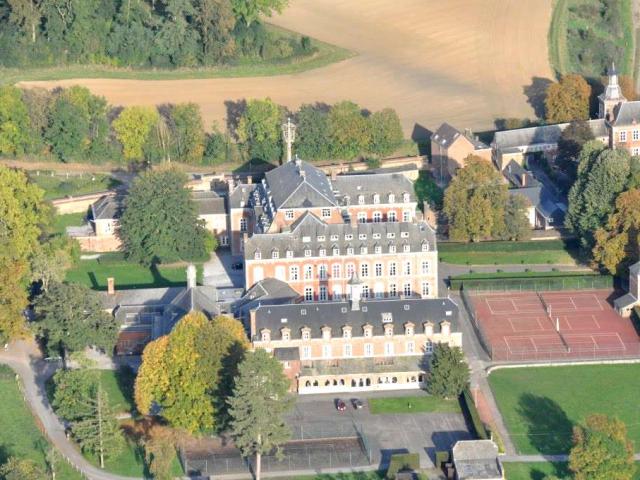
[
  {"left": 249, "top": 280, "right": 460, "bottom": 394},
  {"left": 243, "top": 211, "right": 438, "bottom": 301},
  {"left": 228, "top": 158, "right": 419, "bottom": 256}
]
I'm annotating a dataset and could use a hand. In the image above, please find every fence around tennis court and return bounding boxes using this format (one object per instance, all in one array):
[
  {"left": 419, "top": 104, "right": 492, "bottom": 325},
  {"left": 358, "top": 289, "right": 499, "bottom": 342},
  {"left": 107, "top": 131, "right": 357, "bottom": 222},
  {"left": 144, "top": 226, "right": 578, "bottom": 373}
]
[{"left": 450, "top": 273, "right": 615, "bottom": 293}]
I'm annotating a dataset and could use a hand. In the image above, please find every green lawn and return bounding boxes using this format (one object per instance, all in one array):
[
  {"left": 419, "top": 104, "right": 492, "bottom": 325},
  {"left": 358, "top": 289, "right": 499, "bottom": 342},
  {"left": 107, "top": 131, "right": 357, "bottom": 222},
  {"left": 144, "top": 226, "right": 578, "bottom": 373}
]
[
  {"left": 0, "top": 366, "right": 83, "bottom": 479},
  {"left": 1, "top": 25, "right": 352, "bottom": 85},
  {"left": 439, "top": 240, "right": 580, "bottom": 265},
  {"left": 30, "top": 172, "right": 120, "bottom": 200},
  {"left": 452, "top": 269, "right": 595, "bottom": 280},
  {"left": 503, "top": 461, "right": 640, "bottom": 480},
  {"left": 65, "top": 256, "right": 203, "bottom": 290},
  {"left": 51, "top": 212, "right": 87, "bottom": 236},
  {"left": 368, "top": 395, "right": 461, "bottom": 415},
  {"left": 290, "top": 473, "right": 385, "bottom": 480},
  {"left": 489, "top": 365, "right": 640, "bottom": 455},
  {"left": 96, "top": 368, "right": 135, "bottom": 414}
]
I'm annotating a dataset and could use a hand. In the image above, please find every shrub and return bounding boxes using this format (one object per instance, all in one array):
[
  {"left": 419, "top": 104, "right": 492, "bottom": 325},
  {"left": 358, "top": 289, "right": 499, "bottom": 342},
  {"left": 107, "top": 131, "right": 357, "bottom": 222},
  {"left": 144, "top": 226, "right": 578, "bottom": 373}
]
[
  {"left": 435, "top": 450, "right": 450, "bottom": 469},
  {"left": 386, "top": 453, "right": 420, "bottom": 479},
  {"left": 364, "top": 156, "right": 381, "bottom": 169},
  {"left": 461, "top": 388, "right": 489, "bottom": 440}
]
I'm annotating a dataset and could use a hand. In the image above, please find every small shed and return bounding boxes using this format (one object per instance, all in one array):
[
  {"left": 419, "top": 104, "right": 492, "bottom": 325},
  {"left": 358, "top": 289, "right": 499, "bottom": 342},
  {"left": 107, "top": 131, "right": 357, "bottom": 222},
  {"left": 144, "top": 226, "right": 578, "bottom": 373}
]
[{"left": 452, "top": 440, "right": 503, "bottom": 480}]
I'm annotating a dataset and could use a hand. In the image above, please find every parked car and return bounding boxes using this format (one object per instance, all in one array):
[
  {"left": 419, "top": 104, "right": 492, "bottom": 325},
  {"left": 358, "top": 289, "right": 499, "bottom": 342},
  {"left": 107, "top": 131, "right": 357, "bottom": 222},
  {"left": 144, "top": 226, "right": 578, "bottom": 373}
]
[
  {"left": 351, "top": 398, "right": 364, "bottom": 409},
  {"left": 231, "top": 262, "right": 244, "bottom": 271},
  {"left": 335, "top": 399, "right": 347, "bottom": 412}
]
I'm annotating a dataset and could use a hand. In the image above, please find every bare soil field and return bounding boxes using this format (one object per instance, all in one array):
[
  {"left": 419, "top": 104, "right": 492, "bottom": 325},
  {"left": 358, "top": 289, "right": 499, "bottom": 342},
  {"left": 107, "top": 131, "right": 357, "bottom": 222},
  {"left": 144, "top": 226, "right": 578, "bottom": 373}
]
[{"left": 20, "top": 0, "right": 554, "bottom": 137}]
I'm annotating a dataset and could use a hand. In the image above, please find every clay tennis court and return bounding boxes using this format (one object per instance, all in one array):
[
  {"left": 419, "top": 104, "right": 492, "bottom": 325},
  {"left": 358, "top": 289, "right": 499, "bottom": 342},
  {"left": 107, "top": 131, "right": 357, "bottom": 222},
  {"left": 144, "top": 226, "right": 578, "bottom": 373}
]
[{"left": 467, "top": 290, "right": 640, "bottom": 361}]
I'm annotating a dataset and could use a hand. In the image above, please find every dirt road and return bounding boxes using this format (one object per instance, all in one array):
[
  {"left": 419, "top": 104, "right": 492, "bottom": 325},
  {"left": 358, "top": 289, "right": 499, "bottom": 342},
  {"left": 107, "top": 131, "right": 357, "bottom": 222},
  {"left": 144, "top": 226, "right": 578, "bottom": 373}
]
[{"left": 20, "top": 0, "right": 554, "bottom": 137}]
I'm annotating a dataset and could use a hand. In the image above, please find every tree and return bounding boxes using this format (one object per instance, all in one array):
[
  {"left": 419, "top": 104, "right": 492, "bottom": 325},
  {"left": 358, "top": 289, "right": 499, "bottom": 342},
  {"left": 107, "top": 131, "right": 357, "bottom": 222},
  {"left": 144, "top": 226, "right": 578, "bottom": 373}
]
[
  {"left": 30, "top": 241, "right": 73, "bottom": 291},
  {"left": 592, "top": 188, "right": 640, "bottom": 274},
  {"left": 203, "top": 124, "right": 235, "bottom": 165},
  {"left": 73, "top": 385, "right": 124, "bottom": 469},
  {"left": 368, "top": 107, "right": 403, "bottom": 156},
  {"left": 566, "top": 147, "right": 631, "bottom": 249},
  {"left": 557, "top": 120, "right": 595, "bottom": 178},
  {"left": 237, "top": 98, "right": 283, "bottom": 161},
  {"left": 170, "top": 103, "right": 205, "bottom": 164},
  {"left": 52, "top": 368, "right": 99, "bottom": 422},
  {"left": 228, "top": 349, "right": 293, "bottom": 480},
  {"left": 143, "top": 425, "right": 177, "bottom": 480},
  {"left": 7, "top": 0, "right": 43, "bottom": 44},
  {"left": 0, "top": 85, "right": 32, "bottom": 156},
  {"left": 21, "top": 87, "right": 52, "bottom": 154},
  {"left": 503, "top": 194, "right": 532, "bottom": 241},
  {"left": 34, "top": 282, "right": 120, "bottom": 356},
  {"left": 426, "top": 343, "right": 469, "bottom": 399},
  {"left": 232, "top": 0, "right": 288, "bottom": 26},
  {"left": 327, "top": 101, "right": 370, "bottom": 159},
  {"left": 119, "top": 168, "right": 209, "bottom": 264},
  {"left": 195, "top": 0, "right": 236, "bottom": 63},
  {"left": 0, "top": 457, "right": 45, "bottom": 480},
  {"left": 545, "top": 74, "right": 591, "bottom": 123},
  {"left": 295, "top": 104, "right": 332, "bottom": 161},
  {"left": 155, "top": 0, "right": 201, "bottom": 67},
  {"left": 443, "top": 156, "right": 507, "bottom": 242},
  {"left": 569, "top": 414, "right": 635, "bottom": 480},
  {"left": 45, "top": 95, "right": 90, "bottom": 161},
  {"left": 113, "top": 106, "right": 159, "bottom": 161},
  {"left": 0, "top": 166, "right": 48, "bottom": 342},
  {"left": 134, "top": 312, "right": 248, "bottom": 433}
]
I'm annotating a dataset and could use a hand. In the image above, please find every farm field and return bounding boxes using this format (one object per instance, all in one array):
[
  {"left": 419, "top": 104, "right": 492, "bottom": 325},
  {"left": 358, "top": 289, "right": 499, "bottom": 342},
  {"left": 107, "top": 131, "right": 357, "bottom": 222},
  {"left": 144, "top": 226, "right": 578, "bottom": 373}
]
[
  {"left": 489, "top": 364, "right": 640, "bottom": 454},
  {"left": 20, "top": 0, "right": 554, "bottom": 136}
]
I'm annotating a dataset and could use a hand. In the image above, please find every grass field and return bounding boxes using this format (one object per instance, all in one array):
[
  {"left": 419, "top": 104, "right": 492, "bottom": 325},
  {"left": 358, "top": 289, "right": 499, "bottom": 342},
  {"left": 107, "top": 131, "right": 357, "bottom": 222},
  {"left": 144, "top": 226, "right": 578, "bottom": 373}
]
[
  {"left": 290, "top": 473, "right": 385, "bottom": 480},
  {"left": 452, "top": 269, "right": 596, "bottom": 280},
  {"left": 439, "top": 240, "right": 580, "bottom": 265},
  {"left": 2, "top": 25, "right": 352, "bottom": 85},
  {"left": 503, "top": 461, "right": 640, "bottom": 480},
  {"left": 368, "top": 395, "right": 461, "bottom": 415},
  {"left": 489, "top": 364, "right": 640, "bottom": 455},
  {"left": 0, "top": 366, "right": 83, "bottom": 479},
  {"left": 548, "top": 0, "right": 634, "bottom": 77},
  {"left": 65, "top": 256, "right": 203, "bottom": 290},
  {"left": 30, "top": 172, "right": 120, "bottom": 200},
  {"left": 96, "top": 368, "right": 135, "bottom": 414},
  {"left": 52, "top": 212, "right": 87, "bottom": 236}
]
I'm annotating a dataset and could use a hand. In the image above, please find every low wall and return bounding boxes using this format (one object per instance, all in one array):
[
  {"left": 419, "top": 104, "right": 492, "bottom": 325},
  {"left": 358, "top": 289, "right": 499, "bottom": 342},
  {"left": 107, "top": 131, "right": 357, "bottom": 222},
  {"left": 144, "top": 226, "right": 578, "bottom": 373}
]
[
  {"left": 74, "top": 235, "right": 121, "bottom": 252},
  {"left": 52, "top": 191, "right": 115, "bottom": 214},
  {"left": 316, "top": 155, "right": 426, "bottom": 176}
]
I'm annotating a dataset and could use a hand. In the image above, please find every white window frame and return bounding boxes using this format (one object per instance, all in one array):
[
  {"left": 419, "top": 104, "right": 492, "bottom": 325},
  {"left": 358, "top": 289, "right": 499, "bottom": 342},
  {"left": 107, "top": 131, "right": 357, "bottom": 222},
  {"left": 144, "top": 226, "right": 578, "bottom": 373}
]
[
  {"left": 285, "top": 210, "right": 294, "bottom": 220},
  {"left": 289, "top": 266, "right": 299, "bottom": 281}
]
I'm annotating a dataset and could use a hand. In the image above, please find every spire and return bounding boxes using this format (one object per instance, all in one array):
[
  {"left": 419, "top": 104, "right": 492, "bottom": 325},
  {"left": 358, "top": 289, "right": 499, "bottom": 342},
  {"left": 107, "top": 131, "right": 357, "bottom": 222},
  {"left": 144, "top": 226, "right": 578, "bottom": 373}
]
[{"left": 609, "top": 61, "right": 618, "bottom": 77}]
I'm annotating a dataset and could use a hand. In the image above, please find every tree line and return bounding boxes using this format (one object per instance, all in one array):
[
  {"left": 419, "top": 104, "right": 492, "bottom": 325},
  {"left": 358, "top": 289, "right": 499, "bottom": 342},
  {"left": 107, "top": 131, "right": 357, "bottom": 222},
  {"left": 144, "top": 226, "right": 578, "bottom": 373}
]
[
  {"left": 0, "top": 85, "right": 405, "bottom": 166},
  {"left": 0, "top": 0, "right": 296, "bottom": 68}
]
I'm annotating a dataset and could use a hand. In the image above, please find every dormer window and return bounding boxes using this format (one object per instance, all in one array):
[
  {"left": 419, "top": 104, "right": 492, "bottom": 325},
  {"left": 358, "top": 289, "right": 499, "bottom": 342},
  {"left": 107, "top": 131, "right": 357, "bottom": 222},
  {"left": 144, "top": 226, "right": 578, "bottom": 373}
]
[
  {"left": 345, "top": 234, "right": 353, "bottom": 241},
  {"left": 319, "top": 249, "right": 326, "bottom": 257},
  {"left": 374, "top": 245, "right": 381, "bottom": 254},
  {"left": 403, "top": 193, "right": 410, "bottom": 203},
  {"left": 363, "top": 325, "right": 373, "bottom": 337},
  {"left": 359, "top": 233, "right": 367, "bottom": 240},
  {"left": 333, "top": 247, "right": 340, "bottom": 256},
  {"left": 330, "top": 234, "right": 339, "bottom": 241},
  {"left": 322, "top": 326, "right": 332, "bottom": 340},
  {"left": 401, "top": 231, "right": 409, "bottom": 238},
  {"left": 360, "top": 247, "right": 368, "bottom": 254},
  {"left": 304, "top": 249, "right": 312, "bottom": 257},
  {"left": 389, "top": 245, "right": 396, "bottom": 253},
  {"left": 404, "top": 323, "right": 414, "bottom": 336},
  {"left": 261, "top": 329, "right": 271, "bottom": 342},
  {"left": 281, "top": 328, "right": 291, "bottom": 341},
  {"left": 424, "top": 322, "right": 434, "bottom": 336},
  {"left": 358, "top": 195, "right": 365, "bottom": 205},
  {"left": 272, "top": 250, "right": 279, "bottom": 259},
  {"left": 422, "top": 242, "right": 429, "bottom": 252},
  {"left": 286, "top": 250, "right": 294, "bottom": 258},
  {"left": 342, "top": 326, "right": 352, "bottom": 338},
  {"left": 388, "top": 193, "right": 395, "bottom": 203},
  {"left": 347, "top": 247, "right": 354, "bottom": 255},
  {"left": 254, "top": 251, "right": 262, "bottom": 260},
  {"left": 373, "top": 194, "right": 380, "bottom": 204},
  {"left": 301, "top": 327, "right": 311, "bottom": 341},
  {"left": 384, "top": 324, "right": 393, "bottom": 337},
  {"left": 317, "top": 235, "right": 326, "bottom": 241},
  {"left": 321, "top": 208, "right": 331, "bottom": 218},
  {"left": 403, "top": 244, "right": 410, "bottom": 253}
]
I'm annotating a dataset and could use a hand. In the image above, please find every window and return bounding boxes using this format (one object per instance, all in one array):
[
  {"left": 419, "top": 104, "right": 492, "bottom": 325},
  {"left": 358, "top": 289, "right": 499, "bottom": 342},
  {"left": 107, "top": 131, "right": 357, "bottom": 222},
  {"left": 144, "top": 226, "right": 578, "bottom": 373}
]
[
  {"left": 421, "top": 261, "right": 430, "bottom": 274},
  {"left": 374, "top": 245, "right": 382, "bottom": 254},
  {"left": 345, "top": 234, "right": 353, "bottom": 241},
  {"left": 405, "top": 325, "right": 414, "bottom": 336},
  {"left": 220, "top": 235, "right": 229, "bottom": 246},
  {"left": 387, "top": 232, "right": 396, "bottom": 239},
  {"left": 375, "top": 283, "right": 384, "bottom": 299},
  {"left": 358, "top": 195, "right": 365, "bottom": 205},
  {"left": 384, "top": 342, "right": 394, "bottom": 356},
  {"left": 281, "top": 329, "right": 290, "bottom": 341},
  {"left": 286, "top": 249, "right": 294, "bottom": 258},
  {"left": 253, "top": 267, "right": 264, "bottom": 282},
  {"left": 425, "top": 341, "right": 433, "bottom": 354},
  {"left": 275, "top": 266, "right": 286, "bottom": 281},
  {"left": 373, "top": 211, "right": 382, "bottom": 222},
  {"left": 634, "top": 130, "right": 640, "bottom": 141},
  {"left": 318, "top": 265, "right": 327, "bottom": 280},
  {"left": 373, "top": 194, "right": 380, "bottom": 204},
  {"left": 304, "top": 249, "right": 312, "bottom": 257},
  {"left": 389, "top": 283, "right": 397, "bottom": 297},
  {"left": 322, "top": 208, "right": 331, "bottom": 218},
  {"left": 347, "top": 246, "right": 354, "bottom": 255},
  {"left": 319, "top": 286, "right": 328, "bottom": 301},
  {"left": 322, "top": 344, "right": 332, "bottom": 358},
  {"left": 406, "top": 341, "right": 415, "bottom": 354},
  {"left": 634, "top": 148, "right": 640, "bottom": 156},
  {"left": 404, "top": 261, "right": 412, "bottom": 275},
  {"left": 364, "top": 343, "right": 374, "bottom": 356},
  {"left": 343, "top": 327, "right": 351, "bottom": 339},
  {"left": 363, "top": 326, "right": 372, "bottom": 337},
  {"left": 283, "top": 361, "right": 291, "bottom": 369},
  {"left": 389, "top": 244, "right": 397, "bottom": 253},
  {"left": 359, "top": 233, "right": 367, "bottom": 240},
  {"left": 333, "top": 247, "right": 340, "bottom": 256},
  {"left": 285, "top": 210, "right": 294, "bottom": 220},
  {"left": 388, "top": 211, "right": 397, "bottom": 222},
  {"left": 384, "top": 325, "right": 393, "bottom": 337},
  {"left": 422, "top": 282, "right": 430, "bottom": 297},
  {"left": 261, "top": 330, "right": 270, "bottom": 342},
  {"left": 304, "top": 265, "right": 313, "bottom": 280},
  {"left": 319, "top": 249, "right": 326, "bottom": 257},
  {"left": 302, "top": 236, "right": 311, "bottom": 243},
  {"left": 346, "top": 263, "right": 355, "bottom": 278},
  {"left": 403, "top": 283, "right": 412, "bottom": 297},
  {"left": 360, "top": 263, "right": 369, "bottom": 277},
  {"left": 389, "top": 262, "right": 397, "bottom": 276},
  {"left": 401, "top": 231, "right": 409, "bottom": 238},
  {"left": 421, "top": 242, "right": 429, "bottom": 252},
  {"left": 403, "top": 244, "right": 410, "bottom": 253},
  {"left": 254, "top": 251, "right": 261, "bottom": 260},
  {"left": 357, "top": 212, "right": 367, "bottom": 223},
  {"left": 620, "top": 130, "right": 628, "bottom": 142},
  {"left": 302, "top": 329, "right": 311, "bottom": 340},
  {"left": 375, "top": 263, "right": 383, "bottom": 277},
  {"left": 402, "top": 210, "right": 411, "bottom": 222},
  {"left": 240, "top": 218, "right": 247, "bottom": 232},
  {"left": 332, "top": 264, "right": 341, "bottom": 279},
  {"left": 302, "top": 346, "right": 311, "bottom": 358},
  {"left": 289, "top": 266, "right": 300, "bottom": 281},
  {"left": 388, "top": 193, "right": 395, "bottom": 203},
  {"left": 343, "top": 344, "right": 352, "bottom": 357},
  {"left": 403, "top": 193, "right": 410, "bottom": 203},
  {"left": 362, "top": 285, "right": 370, "bottom": 298},
  {"left": 333, "top": 285, "right": 342, "bottom": 300},
  {"left": 305, "top": 287, "right": 314, "bottom": 301},
  {"left": 331, "top": 234, "right": 339, "bottom": 241},
  {"left": 360, "top": 246, "right": 368, "bottom": 254},
  {"left": 272, "top": 250, "right": 279, "bottom": 259}
]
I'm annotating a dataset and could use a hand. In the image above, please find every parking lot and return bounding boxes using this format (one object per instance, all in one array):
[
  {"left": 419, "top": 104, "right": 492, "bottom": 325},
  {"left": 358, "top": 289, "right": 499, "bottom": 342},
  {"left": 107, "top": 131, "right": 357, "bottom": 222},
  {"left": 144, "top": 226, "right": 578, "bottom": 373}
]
[{"left": 290, "top": 390, "right": 472, "bottom": 468}]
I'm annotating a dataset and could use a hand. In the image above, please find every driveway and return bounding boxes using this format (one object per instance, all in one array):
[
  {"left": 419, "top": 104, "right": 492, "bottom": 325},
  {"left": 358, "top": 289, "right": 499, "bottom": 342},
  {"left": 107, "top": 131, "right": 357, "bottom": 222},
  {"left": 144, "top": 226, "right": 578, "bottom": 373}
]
[{"left": 203, "top": 249, "right": 244, "bottom": 288}]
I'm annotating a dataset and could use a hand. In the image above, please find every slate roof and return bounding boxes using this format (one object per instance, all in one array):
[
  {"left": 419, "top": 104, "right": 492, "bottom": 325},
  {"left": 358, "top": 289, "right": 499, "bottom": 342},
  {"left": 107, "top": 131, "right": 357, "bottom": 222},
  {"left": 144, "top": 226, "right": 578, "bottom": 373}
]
[
  {"left": 192, "top": 190, "right": 226, "bottom": 215},
  {"left": 244, "top": 212, "right": 436, "bottom": 260},
  {"left": 253, "top": 297, "right": 458, "bottom": 341},
  {"left": 453, "top": 440, "right": 502, "bottom": 480},
  {"left": 332, "top": 172, "right": 416, "bottom": 206},
  {"left": 493, "top": 120, "right": 608, "bottom": 152},
  {"left": 502, "top": 160, "right": 541, "bottom": 188},
  {"left": 432, "top": 123, "right": 489, "bottom": 150},
  {"left": 508, "top": 186, "right": 566, "bottom": 221},
  {"left": 229, "top": 183, "right": 259, "bottom": 209},
  {"left": 613, "top": 293, "right": 638, "bottom": 310},
  {"left": 234, "top": 278, "right": 300, "bottom": 313},
  {"left": 613, "top": 101, "right": 640, "bottom": 126},
  {"left": 92, "top": 195, "right": 124, "bottom": 221},
  {"left": 264, "top": 159, "right": 337, "bottom": 209}
]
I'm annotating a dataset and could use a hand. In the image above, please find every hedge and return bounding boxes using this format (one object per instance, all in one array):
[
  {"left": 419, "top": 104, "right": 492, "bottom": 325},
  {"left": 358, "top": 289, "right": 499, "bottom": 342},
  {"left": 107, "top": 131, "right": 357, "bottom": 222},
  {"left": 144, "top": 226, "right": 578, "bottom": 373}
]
[
  {"left": 386, "top": 453, "right": 420, "bottom": 479},
  {"left": 460, "top": 388, "right": 488, "bottom": 440},
  {"left": 435, "top": 451, "right": 450, "bottom": 469}
]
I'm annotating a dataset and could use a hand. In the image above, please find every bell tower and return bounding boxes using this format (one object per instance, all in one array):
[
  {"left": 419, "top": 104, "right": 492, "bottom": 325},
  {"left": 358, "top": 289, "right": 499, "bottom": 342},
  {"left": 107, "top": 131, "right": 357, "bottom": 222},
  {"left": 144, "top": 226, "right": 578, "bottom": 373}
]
[{"left": 599, "top": 62, "right": 626, "bottom": 122}]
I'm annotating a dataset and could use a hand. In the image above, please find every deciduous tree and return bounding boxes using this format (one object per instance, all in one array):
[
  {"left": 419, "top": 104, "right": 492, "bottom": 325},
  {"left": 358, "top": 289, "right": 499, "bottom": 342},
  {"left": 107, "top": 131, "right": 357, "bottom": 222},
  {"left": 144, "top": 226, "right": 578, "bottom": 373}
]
[
  {"left": 557, "top": 120, "right": 595, "bottom": 179},
  {"left": 426, "top": 343, "right": 469, "bottom": 399},
  {"left": 0, "top": 85, "right": 32, "bottom": 156},
  {"left": 170, "top": 103, "right": 205, "bottom": 164},
  {"left": 232, "top": 0, "right": 288, "bottom": 26},
  {"left": 295, "top": 104, "right": 332, "bottom": 161},
  {"left": 503, "top": 193, "right": 532, "bottom": 241},
  {"left": 328, "top": 101, "right": 370, "bottom": 159},
  {"left": 545, "top": 74, "right": 591, "bottom": 123},
  {"left": 113, "top": 106, "right": 159, "bottom": 161},
  {"left": 368, "top": 107, "right": 403, "bottom": 156},
  {"left": 569, "top": 414, "right": 635, "bottom": 480},
  {"left": 195, "top": 0, "right": 236, "bottom": 63},
  {"left": 228, "top": 349, "right": 293, "bottom": 480},
  {"left": 0, "top": 457, "right": 45, "bottom": 480},
  {"left": 45, "top": 96, "right": 89, "bottom": 161},
  {"left": 237, "top": 98, "right": 283, "bottom": 161},
  {"left": 443, "top": 156, "right": 507, "bottom": 242},
  {"left": 119, "top": 167, "right": 209, "bottom": 264}
]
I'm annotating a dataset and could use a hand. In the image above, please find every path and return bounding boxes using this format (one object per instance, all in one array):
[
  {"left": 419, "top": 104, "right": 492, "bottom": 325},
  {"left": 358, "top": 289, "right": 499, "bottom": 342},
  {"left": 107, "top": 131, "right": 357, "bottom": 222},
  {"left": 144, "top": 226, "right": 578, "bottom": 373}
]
[{"left": 20, "top": 0, "right": 554, "bottom": 136}]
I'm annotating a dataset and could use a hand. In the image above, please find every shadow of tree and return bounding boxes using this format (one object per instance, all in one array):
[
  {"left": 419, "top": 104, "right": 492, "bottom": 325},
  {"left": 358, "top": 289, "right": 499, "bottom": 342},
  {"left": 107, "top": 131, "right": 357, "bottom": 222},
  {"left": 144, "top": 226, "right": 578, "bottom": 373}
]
[
  {"left": 523, "top": 77, "right": 554, "bottom": 119},
  {"left": 516, "top": 393, "right": 573, "bottom": 455},
  {"left": 114, "top": 366, "right": 136, "bottom": 414},
  {"left": 224, "top": 99, "right": 247, "bottom": 139}
]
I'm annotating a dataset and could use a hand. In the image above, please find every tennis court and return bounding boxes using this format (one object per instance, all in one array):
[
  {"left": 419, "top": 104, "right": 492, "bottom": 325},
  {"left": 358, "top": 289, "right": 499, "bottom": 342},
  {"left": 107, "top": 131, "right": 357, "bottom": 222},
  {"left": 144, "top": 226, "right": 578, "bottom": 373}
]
[{"left": 467, "top": 290, "right": 640, "bottom": 361}]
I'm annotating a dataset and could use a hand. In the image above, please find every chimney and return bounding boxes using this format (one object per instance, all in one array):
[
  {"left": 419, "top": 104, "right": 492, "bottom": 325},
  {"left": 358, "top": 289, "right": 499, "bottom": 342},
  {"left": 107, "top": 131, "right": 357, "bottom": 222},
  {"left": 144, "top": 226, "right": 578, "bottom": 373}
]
[
  {"left": 226, "top": 176, "right": 235, "bottom": 192},
  {"left": 348, "top": 274, "right": 363, "bottom": 311},
  {"left": 247, "top": 175, "right": 253, "bottom": 185},
  {"left": 249, "top": 309, "right": 257, "bottom": 340},
  {"left": 521, "top": 172, "right": 527, "bottom": 187},
  {"left": 331, "top": 169, "right": 337, "bottom": 181},
  {"left": 107, "top": 277, "right": 115, "bottom": 295},
  {"left": 186, "top": 264, "right": 197, "bottom": 289}
]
